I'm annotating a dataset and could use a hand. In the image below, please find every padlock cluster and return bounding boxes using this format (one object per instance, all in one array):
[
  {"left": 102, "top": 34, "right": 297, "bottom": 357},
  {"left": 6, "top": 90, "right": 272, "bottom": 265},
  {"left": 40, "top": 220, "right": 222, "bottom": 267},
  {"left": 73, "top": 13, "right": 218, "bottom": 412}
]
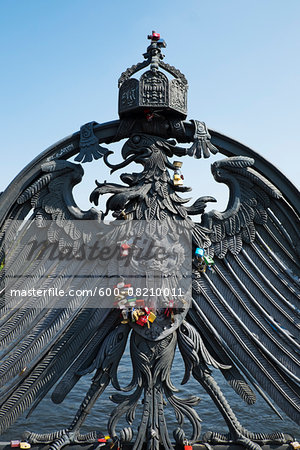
[
  {"left": 97, "top": 434, "right": 113, "bottom": 446},
  {"left": 10, "top": 441, "right": 31, "bottom": 449},
  {"left": 113, "top": 282, "right": 156, "bottom": 328}
]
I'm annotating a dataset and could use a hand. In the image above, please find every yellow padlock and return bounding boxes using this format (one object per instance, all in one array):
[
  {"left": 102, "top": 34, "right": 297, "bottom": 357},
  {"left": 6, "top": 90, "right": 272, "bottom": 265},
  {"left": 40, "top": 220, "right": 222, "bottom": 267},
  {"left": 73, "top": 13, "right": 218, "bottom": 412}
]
[
  {"left": 132, "top": 310, "right": 139, "bottom": 321},
  {"left": 20, "top": 443, "right": 31, "bottom": 449},
  {"left": 290, "top": 442, "right": 300, "bottom": 449},
  {"left": 148, "top": 312, "right": 156, "bottom": 323}
]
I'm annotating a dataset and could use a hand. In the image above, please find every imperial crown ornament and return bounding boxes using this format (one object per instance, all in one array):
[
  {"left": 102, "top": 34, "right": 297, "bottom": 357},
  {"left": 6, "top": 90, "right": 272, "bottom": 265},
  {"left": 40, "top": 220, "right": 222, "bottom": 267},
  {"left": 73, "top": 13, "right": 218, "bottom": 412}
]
[{"left": 118, "top": 31, "right": 188, "bottom": 119}]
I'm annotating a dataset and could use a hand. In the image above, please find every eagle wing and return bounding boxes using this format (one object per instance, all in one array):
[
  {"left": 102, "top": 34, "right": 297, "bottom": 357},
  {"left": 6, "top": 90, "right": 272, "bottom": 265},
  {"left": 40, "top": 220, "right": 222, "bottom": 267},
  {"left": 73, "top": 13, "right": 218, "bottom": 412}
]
[
  {"left": 190, "top": 155, "right": 300, "bottom": 425},
  {"left": 0, "top": 158, "right": 122, "bottom": 434}
]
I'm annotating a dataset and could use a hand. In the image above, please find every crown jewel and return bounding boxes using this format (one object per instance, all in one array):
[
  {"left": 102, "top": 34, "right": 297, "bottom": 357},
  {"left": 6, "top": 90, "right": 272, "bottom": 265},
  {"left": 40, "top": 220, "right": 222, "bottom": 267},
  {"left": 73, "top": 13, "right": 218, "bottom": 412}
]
[{"left": 118, "top": 31, "right": 188, "bottom": 119}]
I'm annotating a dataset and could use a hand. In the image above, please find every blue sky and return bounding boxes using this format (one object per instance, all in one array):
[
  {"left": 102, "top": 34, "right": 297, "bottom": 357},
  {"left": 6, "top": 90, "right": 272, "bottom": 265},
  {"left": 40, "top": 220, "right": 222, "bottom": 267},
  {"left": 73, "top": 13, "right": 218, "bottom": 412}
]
[{"left": 1, "top": 0, "right": 299, "bottom": 211}]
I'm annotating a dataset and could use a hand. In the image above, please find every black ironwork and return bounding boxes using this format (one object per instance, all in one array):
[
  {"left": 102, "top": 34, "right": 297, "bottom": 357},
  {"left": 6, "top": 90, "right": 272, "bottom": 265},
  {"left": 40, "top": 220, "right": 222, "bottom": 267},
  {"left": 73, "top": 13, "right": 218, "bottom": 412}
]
[
  {"left": 118, "top": 30, "right": 188, "bottom": 119},
  {"left": 0, "top": 32, "right": 299, "bottom": 450}
]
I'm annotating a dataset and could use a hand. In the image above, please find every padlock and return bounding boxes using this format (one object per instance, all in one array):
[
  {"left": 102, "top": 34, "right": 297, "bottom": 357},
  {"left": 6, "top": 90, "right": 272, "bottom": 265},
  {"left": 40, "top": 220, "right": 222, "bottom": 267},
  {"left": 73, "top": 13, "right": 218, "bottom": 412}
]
[
  {"left": 183, "top": 440, "right": 192, "bottom": 450},
  {"left": 173, "top": 161, "right": 182, "bottom": 168},
  {"left": 122, "top": 290, "right": 131, "bottom": 296},
  {"left": 19, "top": 443, "right": 31, "bottom": 449},
  {"left": 145, "top": 112, "right": 154, "bottom": 121},
  {"left": 118, "top": 300, "right": 127, "bottom": 308},
  {"left": 148, "top": 311, "right": 156, "bottom": 323},
  {"left": 148, "top": 31, "right": 161, "bottom": 41},
  {"left": 199, "top": 263, "right": 206, "bottom": 273},
  {"left": 290, "top": 442, "right": 300, "bottom": 449},
  {"left": 10, "top": 441, "right": 20, "bottom": 448},
  {"left": 195, "top": 247, "right": 204, "bottom": 258},
  {"left": 204, "top": 255, "right": 214, "bottom": 265},
  {"left": 136, "top": 299, "right": 145, "bottom": 307},
  {"left": 136, "top": 315, "right": 148, "bottom": 326},
  {"left": 132, "top": 309, "right": 139, "bottom": 322},
  {"left": 120, "top": 243, "right": 130, "bottom": 257},
  {"left": 173, "top": 162, "right": 184, "bottom": 186},
  {"left": 173, "top": 173, "right": 183, "bottom": 186}
]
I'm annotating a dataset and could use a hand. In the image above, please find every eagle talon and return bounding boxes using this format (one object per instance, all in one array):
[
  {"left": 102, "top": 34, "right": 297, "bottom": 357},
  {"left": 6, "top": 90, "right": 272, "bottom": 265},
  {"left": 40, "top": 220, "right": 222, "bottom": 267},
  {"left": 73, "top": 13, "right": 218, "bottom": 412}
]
[
  {"left": 23, "top": 429, "right": 100, "bottom": 449},
  {"left": 236, "top": 435, "right": 263, "bottom": 450},
  {"left": 202, "top": 430, "right": 294, "bottom": 450},
  {"left": 203, "top": 431, "right": 263, "bottom": 450},
  {"left": 48, "top": 433, "right": 71, "bottom": 450},
  {"left": 22, "top": 430, "right": 68, "bottom": 445}
]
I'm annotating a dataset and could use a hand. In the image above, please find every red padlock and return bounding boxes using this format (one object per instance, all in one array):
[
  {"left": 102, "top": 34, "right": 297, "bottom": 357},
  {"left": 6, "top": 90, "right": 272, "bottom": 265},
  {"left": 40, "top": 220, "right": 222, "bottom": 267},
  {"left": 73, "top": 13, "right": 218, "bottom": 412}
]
[
  {"left": 148, "top": 31, "right": 160, "bottom": 41},
  {"left": 136, "top": 299, "right": 145, "bottom": 308},
  {"left": 120, "top": 243, "right": 130, "bottom": 257},
  {"left": 183, "top": 441, "right": 192, "bottom": 450},
  {"left": 136, "top": 315, "right": 148, "bottom": 326},
  {"left": 143, "top": 306, "right": 150, "bottom": 315}
]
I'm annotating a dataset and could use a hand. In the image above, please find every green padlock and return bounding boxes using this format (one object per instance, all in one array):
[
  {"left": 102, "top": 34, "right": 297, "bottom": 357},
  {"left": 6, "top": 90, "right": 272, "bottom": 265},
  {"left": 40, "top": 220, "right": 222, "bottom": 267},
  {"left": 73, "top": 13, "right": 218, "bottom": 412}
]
[{"left": 204, "top": 255, "right": 214, "bottom": 265}]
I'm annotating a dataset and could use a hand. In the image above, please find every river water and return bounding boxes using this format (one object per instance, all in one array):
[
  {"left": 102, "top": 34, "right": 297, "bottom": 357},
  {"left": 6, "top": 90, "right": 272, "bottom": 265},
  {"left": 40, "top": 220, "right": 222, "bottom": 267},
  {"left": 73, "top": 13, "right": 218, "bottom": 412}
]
[{"left": 1, "top": 344, "right": 299, "bottom": 443}]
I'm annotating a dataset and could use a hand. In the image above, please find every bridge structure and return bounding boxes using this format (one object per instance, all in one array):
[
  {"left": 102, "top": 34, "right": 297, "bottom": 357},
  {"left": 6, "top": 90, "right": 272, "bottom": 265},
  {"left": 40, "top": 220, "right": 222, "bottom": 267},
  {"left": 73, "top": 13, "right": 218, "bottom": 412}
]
[{"left": 0, "top": 32, "right": 299, "bottom": 450}]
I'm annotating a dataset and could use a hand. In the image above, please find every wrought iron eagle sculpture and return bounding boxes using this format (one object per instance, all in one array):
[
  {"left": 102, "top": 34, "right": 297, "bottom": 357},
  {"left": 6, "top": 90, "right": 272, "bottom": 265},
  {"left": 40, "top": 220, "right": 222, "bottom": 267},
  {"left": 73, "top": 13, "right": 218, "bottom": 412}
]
[{"left": 0, "top": 32, "right": 299, "bottom": 450}]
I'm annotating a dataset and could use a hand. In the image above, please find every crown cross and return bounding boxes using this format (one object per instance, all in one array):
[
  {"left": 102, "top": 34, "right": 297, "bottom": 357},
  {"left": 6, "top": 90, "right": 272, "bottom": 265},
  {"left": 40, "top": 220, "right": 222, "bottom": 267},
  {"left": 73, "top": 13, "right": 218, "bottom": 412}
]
[{"left": 144, "top": 31, "right": 167, "bottom": 71}]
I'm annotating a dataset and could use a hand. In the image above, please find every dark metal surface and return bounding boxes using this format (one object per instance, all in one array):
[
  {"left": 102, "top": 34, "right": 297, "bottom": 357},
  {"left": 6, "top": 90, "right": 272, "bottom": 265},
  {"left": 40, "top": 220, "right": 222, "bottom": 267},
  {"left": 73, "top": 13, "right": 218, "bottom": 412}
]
[
  {"left": 0, "top": 444, "right": 295, "bottom": 450},
  {"left": 0, "top": 33, "right": 299, "bottom": 450}
]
